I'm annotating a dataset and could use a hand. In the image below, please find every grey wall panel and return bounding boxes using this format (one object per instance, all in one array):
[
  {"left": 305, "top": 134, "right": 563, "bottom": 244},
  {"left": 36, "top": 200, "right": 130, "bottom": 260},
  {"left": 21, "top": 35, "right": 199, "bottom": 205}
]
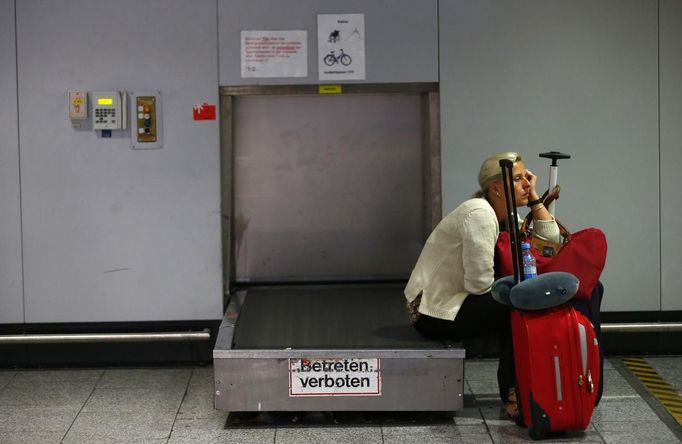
[
  {"left": 233, "top": 94, "right": 424, "bottom": 282},
  {"left": 0, "top": 0, "right": 24, "bottom": 323},
  {"left": 660, "top": 0, "right": 682, "bottom": 311},
  {"left": 439, "top": 0, "right": 659, "bottom": 311},
  {"left": 218, "top": 0, "right": 438, "bottom": 85},
  {"left": 16, "top": 0, "right": 222, "bottom": 322}
]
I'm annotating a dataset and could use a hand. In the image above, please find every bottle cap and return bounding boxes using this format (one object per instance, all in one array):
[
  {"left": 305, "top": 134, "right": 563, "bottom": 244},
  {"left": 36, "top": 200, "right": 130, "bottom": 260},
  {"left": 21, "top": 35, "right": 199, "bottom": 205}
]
[{"left": 521, "top": 242, "right": 531, "bottom": 250}]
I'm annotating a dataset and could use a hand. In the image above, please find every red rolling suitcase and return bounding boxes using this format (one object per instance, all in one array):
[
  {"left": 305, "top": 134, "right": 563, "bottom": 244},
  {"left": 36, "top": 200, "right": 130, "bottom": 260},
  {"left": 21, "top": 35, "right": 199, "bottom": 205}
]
[
  {"left": 498, "top": 159, "right": 601, "bottom": 439},
  {"left": 512, "top": 307, "right": 600, "bottom": 439}
]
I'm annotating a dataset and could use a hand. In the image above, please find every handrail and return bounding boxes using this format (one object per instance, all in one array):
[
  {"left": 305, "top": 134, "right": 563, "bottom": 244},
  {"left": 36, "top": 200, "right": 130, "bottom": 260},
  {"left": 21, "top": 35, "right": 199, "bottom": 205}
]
[
  {"left": 0, "top": 329, "right": 211, "bottom": 344},
  {"left": 1, "top": 323, "right": 680, "bottom": 344},
  {"left": 601, "top": 322, "right": 682, "bottom": 333}
]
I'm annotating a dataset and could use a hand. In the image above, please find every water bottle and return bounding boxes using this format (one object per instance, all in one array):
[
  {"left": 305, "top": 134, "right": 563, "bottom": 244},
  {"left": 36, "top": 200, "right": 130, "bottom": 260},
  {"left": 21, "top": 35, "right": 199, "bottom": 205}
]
[{"left": 521, "top": 242, "right": 537, "bottom": 280}]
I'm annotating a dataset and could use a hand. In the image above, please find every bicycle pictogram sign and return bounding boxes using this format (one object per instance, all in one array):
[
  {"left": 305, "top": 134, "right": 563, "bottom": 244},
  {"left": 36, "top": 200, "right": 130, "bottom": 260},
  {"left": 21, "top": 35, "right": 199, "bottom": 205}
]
[{"left": 323, "top": 49, "right": 352, "bottom": 67}]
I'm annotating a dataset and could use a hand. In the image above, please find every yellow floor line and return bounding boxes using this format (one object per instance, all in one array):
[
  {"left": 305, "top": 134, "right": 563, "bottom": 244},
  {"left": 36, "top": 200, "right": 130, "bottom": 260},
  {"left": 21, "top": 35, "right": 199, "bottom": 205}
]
[{"left": 623, "top": 357, "right": 682, "bottom": 426}]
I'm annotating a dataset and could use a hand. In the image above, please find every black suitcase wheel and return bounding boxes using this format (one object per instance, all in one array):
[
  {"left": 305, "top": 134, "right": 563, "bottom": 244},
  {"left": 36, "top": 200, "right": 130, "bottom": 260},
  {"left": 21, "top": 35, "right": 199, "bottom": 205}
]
[
  {"left": 528, "top": 392, "right": 551, "bottom": 440},
  {"left": 529, "top": 427, "right": 547, "bottom": 441}
]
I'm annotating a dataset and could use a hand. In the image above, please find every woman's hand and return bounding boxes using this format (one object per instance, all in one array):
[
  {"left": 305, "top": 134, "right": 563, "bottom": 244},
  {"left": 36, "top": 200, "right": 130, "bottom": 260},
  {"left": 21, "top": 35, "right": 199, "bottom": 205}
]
[
  {"left": 525, "top": 170, "right": 540, "bottom": 201},
  {"left": 524, "top": 168, "right": 554, "bottom": 222}
]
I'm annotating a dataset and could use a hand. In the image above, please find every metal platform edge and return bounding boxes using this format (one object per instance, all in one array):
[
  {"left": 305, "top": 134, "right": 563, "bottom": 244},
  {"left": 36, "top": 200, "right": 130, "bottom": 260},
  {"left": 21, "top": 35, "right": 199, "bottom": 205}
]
[{"left": 212, "top": 289, "right": 466, "bottom": 412}]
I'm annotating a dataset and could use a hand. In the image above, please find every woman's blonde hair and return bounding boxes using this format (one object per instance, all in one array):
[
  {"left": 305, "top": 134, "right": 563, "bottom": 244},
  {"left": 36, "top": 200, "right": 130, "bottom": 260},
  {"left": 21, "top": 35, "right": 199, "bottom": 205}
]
[{"left": 473, "top": 152, "right": 522, "bottom": 198}]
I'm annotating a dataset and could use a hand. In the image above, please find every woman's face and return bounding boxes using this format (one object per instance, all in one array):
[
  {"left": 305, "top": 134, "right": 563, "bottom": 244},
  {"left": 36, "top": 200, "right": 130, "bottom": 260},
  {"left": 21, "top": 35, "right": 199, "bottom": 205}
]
[{"left": 509, "top": 161, "right": 532, "bottom": 206}]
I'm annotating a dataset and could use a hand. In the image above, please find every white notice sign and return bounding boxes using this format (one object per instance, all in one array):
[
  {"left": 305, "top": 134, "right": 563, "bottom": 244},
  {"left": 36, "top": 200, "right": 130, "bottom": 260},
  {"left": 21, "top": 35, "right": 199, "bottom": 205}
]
[
  {"left": 241, "top": 30, "right": 307, "bottom": 78},
  {"left": 289, "top": 358, "right": 381, "bottom": 397},
  {"left": 318, "top": 14, "right": 366, "bottom": 81}
]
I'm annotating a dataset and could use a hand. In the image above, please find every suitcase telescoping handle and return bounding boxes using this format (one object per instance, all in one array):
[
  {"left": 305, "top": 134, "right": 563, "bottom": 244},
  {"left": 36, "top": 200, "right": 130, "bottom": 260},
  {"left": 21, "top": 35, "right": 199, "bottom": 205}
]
[
  {"left": 539, "top": 151, "right": 571, "bottom": 166},
  {"left": 539, "top": 151, "right": 571, "bottom": 216},
  {"left": 499, "top": 159, "right": 525, "bottom": 284}
]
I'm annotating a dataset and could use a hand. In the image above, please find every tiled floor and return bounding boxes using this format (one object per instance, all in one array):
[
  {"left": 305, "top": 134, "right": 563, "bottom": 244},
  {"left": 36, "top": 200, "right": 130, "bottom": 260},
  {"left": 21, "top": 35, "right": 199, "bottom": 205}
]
[{"left": 0, "top": 357, "right": 680, "bottom": 443}]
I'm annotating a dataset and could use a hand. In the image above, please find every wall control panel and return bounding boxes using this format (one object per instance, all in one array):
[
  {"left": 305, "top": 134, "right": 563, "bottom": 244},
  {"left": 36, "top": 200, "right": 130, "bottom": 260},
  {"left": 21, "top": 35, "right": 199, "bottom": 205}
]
[
  {"left": 68, "top": 91, "right": 88, "bottom": 121},
  {"left": 92, "top": 91, "right": 127, "bottom": 130},
  {"left": 130, "top": 91, "right": 163, "bottom": 149},
  {"left": 68, "top": 89, "right": 161, "bottom": 147},
  {"left": 136, "top": 96, "right": 157, "bottom": 142}
]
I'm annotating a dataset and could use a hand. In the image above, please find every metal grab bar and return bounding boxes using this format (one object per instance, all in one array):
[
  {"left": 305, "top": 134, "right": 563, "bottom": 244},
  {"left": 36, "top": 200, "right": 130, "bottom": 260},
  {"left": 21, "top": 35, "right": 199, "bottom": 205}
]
[
  {"left": 0, "top": 329, "right": 211, "bottom": 344},
  {"left": 601, "top": 322, "right": 682, "bottom": 333},
  {"left": 1, "top": 323, "right": 680, "bottom": 344}
]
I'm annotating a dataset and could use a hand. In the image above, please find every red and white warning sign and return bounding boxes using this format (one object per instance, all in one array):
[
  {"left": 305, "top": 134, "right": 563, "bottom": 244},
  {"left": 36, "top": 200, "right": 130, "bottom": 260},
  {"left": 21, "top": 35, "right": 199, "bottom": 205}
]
[
  {"left": 241, "top": 30, "right": 308, "bottom": 78},
  {"left": 288, "top": 358, "right": 381, "bottom": 397},
  {"left": 193, "top": 103, "right": 216, "bottom": 121}
]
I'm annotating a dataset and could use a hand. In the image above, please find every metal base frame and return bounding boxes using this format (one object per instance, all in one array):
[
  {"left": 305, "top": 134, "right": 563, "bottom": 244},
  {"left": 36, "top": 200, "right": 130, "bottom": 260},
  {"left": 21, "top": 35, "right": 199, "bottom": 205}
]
[{"left": 213, "top": 285, "right": 465, "bottom": 412}]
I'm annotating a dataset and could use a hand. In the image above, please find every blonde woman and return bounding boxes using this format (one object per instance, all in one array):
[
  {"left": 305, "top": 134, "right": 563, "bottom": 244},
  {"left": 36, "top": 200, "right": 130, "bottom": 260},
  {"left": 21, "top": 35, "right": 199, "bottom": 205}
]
[{"left": 405, "top": 152, "right": 559, "bottom": 418}]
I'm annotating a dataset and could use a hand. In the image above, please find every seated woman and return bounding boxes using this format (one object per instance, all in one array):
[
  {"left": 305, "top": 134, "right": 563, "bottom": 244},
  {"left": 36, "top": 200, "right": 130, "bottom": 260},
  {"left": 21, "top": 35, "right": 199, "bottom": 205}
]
[{"left": 404, "top": 152, "right": 560, "bottom": 419}]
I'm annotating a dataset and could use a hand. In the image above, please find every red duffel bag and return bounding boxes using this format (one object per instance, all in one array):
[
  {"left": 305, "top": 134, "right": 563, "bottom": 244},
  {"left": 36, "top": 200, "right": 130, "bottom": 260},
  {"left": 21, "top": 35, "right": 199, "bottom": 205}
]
[{"left": 496, "top": 219, "right": 607, "bottom": 299}]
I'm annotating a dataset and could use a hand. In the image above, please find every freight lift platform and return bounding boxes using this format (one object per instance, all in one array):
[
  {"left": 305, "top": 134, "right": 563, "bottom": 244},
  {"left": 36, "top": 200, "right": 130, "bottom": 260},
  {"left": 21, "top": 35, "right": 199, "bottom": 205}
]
[{"left": 213, "top": 283, "right": 465, "bottom": 412}]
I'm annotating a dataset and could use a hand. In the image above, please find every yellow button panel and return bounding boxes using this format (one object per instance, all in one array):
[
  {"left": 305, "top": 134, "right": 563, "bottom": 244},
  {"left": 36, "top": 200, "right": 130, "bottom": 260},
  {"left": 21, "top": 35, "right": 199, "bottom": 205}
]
[{"left": 135, "top": 96, "right": 157, "bottom": 143}]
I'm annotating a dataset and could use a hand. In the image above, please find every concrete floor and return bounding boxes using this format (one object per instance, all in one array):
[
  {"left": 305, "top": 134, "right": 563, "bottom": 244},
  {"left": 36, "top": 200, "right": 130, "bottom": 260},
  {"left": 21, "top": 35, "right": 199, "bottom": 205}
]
[{"left": 0, "top": 357, "right": 680, "bottom": 443}]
